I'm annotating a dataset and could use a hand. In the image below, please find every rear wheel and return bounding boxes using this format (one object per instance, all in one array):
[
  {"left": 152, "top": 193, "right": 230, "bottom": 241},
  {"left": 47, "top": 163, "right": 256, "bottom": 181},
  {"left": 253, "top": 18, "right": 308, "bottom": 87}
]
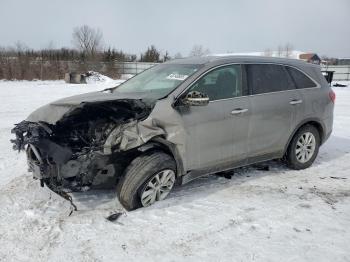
[
  {"left": 117, "top": 152, "right": 176, "bottom": 210},
  {"left": 285, "top": 125, "right": 320, "bottom": 170}
]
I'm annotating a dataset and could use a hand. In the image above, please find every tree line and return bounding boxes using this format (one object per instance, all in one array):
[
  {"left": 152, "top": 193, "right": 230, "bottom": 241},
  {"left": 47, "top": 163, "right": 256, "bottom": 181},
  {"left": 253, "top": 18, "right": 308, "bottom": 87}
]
[
  {"left": 0, "top": 25, "right": 215, "bottom": 80},
  {"left": 0, "top": 44, "right": 165, "bottom": 80},
  {"left": 4, "top": 25, "right": 338, "bottom": 80}
]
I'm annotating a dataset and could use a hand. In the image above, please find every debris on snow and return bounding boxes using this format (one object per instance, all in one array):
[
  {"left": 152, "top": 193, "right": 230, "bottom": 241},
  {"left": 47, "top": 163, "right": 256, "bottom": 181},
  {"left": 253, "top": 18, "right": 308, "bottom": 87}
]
[
  {"left": 106, "top": 212, "right": 123, "bottom": 222},
  {"left": 0, "top": 81, "right": 350, "bottom": 261},
  {"left": 333, "top": 82, "right": 348, "bottom": 87},
  {"left": 252, "top": 163, "right": 270, "bottom": 171},
  {"left": 85, "top": 71, "right": 115, "bottom": 84},
  {"left": 330, "top": 176, "right": 347, "bottom": 180}
]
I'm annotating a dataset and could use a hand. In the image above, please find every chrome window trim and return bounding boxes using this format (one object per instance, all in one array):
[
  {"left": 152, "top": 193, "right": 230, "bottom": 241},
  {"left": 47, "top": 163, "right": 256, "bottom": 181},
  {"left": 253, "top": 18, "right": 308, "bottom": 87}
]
[
  {"left": 283, "top": 65, "right": 321, "bottom": 89},
  {"left": 247, "top": 85, "right": 321, "bottom": 99},
  {"left": 245, "top": 63, "right": 321, "bottom": 90},
  {"left": 175, "top": 62, "right": 243, "bottom": 103},
  {"left": 209, "top": 96, "right": 247, "bottom": 103},
  {"left": 245, "top": 63, "right": 321, "bottom": 98},
  {"left": 175, "top": 62, "right": 321, "bottom": 103}
]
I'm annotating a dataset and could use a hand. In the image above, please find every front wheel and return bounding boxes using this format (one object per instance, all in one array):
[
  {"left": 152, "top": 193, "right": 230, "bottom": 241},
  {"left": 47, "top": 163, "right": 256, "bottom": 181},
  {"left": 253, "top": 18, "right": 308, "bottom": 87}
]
[
  {"left": 285, "top": 125, "right": 320, "bottom": 170},
  {"left": 117, "top": 152, "right": 176, "bottom": 210}
]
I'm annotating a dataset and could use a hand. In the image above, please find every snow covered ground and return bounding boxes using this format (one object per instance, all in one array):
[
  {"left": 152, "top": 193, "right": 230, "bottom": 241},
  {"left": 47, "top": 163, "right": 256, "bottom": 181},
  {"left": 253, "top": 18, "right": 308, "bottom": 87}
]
[{"left": 0, "top": 80, "right": 349, "bottom": 262}]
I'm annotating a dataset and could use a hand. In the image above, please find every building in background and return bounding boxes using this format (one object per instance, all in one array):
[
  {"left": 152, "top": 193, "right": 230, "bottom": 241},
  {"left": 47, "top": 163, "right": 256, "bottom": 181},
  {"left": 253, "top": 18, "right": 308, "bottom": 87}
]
[
  {"left": 214, "top": 51, "right": 321, "bottom": 64},
  {"left": 338, "top": 58, "right": 350, "bottom": 65},
  {"left": 299, "top": 53, "right": 321, "bottom": 64}
]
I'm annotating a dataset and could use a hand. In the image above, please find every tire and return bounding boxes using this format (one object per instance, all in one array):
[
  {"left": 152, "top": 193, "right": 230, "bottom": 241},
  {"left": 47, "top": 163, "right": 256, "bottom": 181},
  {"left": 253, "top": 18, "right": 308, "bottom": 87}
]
[
  {"left": 117, "top": 152, "right": 176, "bottom": 210},
  {"left": 285, "top": 125, "right": 320, "bottom": 170}
]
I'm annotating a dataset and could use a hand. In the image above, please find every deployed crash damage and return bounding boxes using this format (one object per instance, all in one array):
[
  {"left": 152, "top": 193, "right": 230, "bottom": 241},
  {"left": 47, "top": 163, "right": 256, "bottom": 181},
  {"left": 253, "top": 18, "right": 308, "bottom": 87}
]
[
  {"left": 9, "top": 57, "right": 334, "bottom": 210},
  {"left": 10, "top": 63, "right": 200, "bottom": 206},
  {"left": 11, "top": 97, "right": 165, "bottom": 193},
  {"left": 10, "top": 63, "right": 199, "bottom": 212}
]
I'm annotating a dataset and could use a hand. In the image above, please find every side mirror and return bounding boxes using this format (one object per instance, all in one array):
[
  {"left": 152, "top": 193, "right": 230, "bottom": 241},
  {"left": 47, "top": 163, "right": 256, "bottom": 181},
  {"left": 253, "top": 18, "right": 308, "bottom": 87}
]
[{"left": 182, "top": 91, "right": 209, "bottom": 106}]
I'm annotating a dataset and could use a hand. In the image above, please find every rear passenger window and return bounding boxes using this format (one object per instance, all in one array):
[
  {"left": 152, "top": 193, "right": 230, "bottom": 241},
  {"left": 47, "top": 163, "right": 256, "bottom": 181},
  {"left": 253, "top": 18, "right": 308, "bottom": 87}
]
[
  {"left": 285, "top": 67, "right": 317, "bottom": 89},
  {"left": 247, "top": 64, "right": 295, "bottom": 95}
]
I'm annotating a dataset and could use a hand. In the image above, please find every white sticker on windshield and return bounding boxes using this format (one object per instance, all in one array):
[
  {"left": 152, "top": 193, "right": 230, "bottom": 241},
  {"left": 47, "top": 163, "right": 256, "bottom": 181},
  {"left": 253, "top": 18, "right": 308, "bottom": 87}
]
[{"left": 166, "top": 73, "right": 189, "bottom": 81}]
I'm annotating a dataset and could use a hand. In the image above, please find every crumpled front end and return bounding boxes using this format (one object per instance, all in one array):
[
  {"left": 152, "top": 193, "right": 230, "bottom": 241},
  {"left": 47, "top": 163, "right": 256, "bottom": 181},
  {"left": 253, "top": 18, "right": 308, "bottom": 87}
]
[
  {"left": 11, "top": 98, "right": 164, "bottom": 192},
  {"left": 12, "top": 121, "right": 72, "bottom": 181}
]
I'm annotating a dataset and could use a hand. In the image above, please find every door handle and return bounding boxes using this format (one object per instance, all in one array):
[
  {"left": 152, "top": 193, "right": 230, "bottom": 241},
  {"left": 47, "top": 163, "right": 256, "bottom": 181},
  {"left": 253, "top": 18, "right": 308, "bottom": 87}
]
[
  {"left": 231, "top": 108, "right": 248, "bottom": 115},
  {"left": 289, "top": 99, "right": 303, "bottom": 105}
]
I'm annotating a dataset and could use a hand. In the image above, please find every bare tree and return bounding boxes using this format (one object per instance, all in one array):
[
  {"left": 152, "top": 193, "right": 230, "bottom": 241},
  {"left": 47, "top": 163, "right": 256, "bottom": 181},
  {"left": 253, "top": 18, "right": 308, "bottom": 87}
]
[
  {"left": 45, "top": 41, "right": 55, "bottom": 50},
  {"left": 140, "top": 45, "right": 160, "bottom": 62},
  {"left": 13, "top": 41, "right": 30, "bottom": 79},
  {"left": 162, "top": 51, "right": 171, "bottom": 62},
  {"left": 14, "top": 41, "right": 28, "bottom": 53},
  {"left": 264, "top": 48, "right": 272, "bottom": 57},
  {"left": 277, "top": 45, "right": 283, "bottom": 57},
  {"left": 284, "top": 43, "right": 293, "bottom": 58},
  {"left": 72, "top": 25, "right": 103, "bottom": 56},
  {"left": 174, "top": 52, "right": 183, "bottom": 59},
  {"left": 189, "top": 45, "right": 210, "bottom": 57}
]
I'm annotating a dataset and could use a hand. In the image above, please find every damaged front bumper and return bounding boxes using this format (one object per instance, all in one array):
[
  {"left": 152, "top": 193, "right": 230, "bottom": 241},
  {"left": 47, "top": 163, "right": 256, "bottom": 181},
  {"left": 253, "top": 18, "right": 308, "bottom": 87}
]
[
  {"left": 11, "top": 120, "right": 123, "bottom": 191},
  {"left": 25, "top": 142, "right": 114, "bottom": 191},
  {"left": 10, "top": 91, "right": 187, "bottom": 197},
  {"left": 26, "top": 144, "right": 55, "bottom": 180},
  {"left": 10, "top": 99, "right": 165, "bottom": 193}
]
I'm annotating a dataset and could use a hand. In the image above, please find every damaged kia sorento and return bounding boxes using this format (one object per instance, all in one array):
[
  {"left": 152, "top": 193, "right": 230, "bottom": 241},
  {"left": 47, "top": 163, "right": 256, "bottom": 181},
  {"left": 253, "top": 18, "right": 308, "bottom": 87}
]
[{"left": 11, "top": 56, "right": 334, "bottom": 210}]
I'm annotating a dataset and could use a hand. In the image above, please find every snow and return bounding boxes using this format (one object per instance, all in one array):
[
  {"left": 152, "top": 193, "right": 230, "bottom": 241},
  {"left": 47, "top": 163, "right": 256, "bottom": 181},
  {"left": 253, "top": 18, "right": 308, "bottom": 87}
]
[
  {"left": 120, "top": 74, "right": 135, "bottom": 80},
  {"left": 0, "top": 80, "right": 349, "bottom": 262},
  {"left": 85, "top": 71, "right": 116, "bottom": 84},
  {"left": 332, "top": 81, "right": 349, "bottom": 87}
]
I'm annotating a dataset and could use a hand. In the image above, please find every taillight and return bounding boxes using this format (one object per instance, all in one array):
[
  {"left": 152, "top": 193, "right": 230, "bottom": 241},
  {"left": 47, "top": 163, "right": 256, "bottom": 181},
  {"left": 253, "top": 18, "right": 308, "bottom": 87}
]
[{"left": 329, "top": 89, "right": 336, "bottom": 103}]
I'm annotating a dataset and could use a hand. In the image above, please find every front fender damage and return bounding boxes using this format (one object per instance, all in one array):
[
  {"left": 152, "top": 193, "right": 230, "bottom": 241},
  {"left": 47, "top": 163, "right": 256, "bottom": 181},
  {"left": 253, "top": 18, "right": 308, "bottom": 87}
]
[
  {"left": 11, "top": 95, "right": 187, "bottom": 212},
  {"left": 103, "top": 119, "right": 165, "bottom": 154}
]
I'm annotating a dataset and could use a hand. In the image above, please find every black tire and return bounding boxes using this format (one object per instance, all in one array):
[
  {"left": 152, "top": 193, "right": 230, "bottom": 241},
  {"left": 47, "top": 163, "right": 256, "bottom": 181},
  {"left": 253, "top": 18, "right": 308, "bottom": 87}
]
[
  {"left": 285, "top": 125, "right": 320, "bottom": 170},
  {"left": 116, "top": 151, "right": 176, "bottom": 211}
]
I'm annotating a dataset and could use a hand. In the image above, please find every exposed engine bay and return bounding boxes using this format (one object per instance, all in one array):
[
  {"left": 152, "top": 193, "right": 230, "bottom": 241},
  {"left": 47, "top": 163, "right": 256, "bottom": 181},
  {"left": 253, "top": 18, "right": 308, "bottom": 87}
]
[{"left": 11, "top": 99, "right": 153, "bottom": 193}]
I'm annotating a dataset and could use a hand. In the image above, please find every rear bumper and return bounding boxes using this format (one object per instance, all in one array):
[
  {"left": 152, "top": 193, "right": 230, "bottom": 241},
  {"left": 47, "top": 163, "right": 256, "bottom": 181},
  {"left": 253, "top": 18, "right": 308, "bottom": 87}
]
[
  {"left": 322, "top": 116, "right": 333, "bottom": 144},
  {"left": 323, "top": 128, "right": 332, "bottom": 144}
]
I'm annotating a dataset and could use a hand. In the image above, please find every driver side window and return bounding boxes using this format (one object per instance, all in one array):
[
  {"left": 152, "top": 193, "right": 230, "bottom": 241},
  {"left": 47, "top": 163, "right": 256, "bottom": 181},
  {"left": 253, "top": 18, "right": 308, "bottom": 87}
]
[{"left": 189, "top": 65, "right": 243, "bottom": 101}]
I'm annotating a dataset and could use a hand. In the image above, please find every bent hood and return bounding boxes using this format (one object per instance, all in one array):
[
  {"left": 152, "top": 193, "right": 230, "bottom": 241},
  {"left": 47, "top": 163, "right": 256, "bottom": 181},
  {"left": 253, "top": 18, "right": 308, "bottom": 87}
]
[{"left": 26, "top": 90, "right": 155, "bottom": 125}]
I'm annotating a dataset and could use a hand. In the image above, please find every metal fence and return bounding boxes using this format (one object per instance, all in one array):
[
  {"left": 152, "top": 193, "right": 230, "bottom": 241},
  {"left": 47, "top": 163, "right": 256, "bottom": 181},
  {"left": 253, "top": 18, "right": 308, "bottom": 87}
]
[
  {"left": 114, "top": 62, "right": 350, "bottom": 81},
  {"left": 42, "top": 61, "right": 160, "bottom": 79},
  {"left": 115, "top": 62, "right": 159, "bottom": 75},
  {"left": 321, "top": 65, "right": 350, "bottom": 81}
]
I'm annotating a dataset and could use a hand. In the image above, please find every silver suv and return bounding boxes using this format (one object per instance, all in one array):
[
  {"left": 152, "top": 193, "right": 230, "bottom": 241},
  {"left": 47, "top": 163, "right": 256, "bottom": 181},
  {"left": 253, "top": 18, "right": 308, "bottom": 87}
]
[{"left": 11, "top": 56, "right": 335, "bottom": 210}]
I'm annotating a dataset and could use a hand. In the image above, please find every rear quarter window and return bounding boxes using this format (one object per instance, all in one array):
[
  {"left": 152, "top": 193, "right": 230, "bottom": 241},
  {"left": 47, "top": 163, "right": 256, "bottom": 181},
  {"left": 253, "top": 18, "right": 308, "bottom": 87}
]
[
  {"left": 247, "top": 64, "right": 295, "bottom": 95},
  {"left": 285, "top": 66, "right": 317, "bottom": 89}
]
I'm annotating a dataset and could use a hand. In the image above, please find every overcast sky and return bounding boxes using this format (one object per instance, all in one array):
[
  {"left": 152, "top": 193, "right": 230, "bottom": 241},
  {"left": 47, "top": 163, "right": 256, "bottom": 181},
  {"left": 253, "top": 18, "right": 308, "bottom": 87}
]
[{"left": 1, "top": 0, "right": 349, "bottom": 57}]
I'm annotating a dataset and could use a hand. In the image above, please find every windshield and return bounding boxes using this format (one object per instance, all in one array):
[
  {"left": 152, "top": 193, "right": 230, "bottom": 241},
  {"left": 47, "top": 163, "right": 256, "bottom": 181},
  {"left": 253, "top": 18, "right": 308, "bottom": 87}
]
[{"left": 113, "top": 64, "right": 202, "bottom": 99}]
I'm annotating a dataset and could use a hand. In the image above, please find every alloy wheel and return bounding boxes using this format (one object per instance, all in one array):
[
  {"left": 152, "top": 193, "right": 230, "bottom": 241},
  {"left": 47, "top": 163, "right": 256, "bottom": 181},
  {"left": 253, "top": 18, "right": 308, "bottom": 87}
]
[
  {"left": 140, "top": 169, "right": 176, "bottom": 207},
  {"left": 295, "top": 132, "right": 316, "bottom": 163}
]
